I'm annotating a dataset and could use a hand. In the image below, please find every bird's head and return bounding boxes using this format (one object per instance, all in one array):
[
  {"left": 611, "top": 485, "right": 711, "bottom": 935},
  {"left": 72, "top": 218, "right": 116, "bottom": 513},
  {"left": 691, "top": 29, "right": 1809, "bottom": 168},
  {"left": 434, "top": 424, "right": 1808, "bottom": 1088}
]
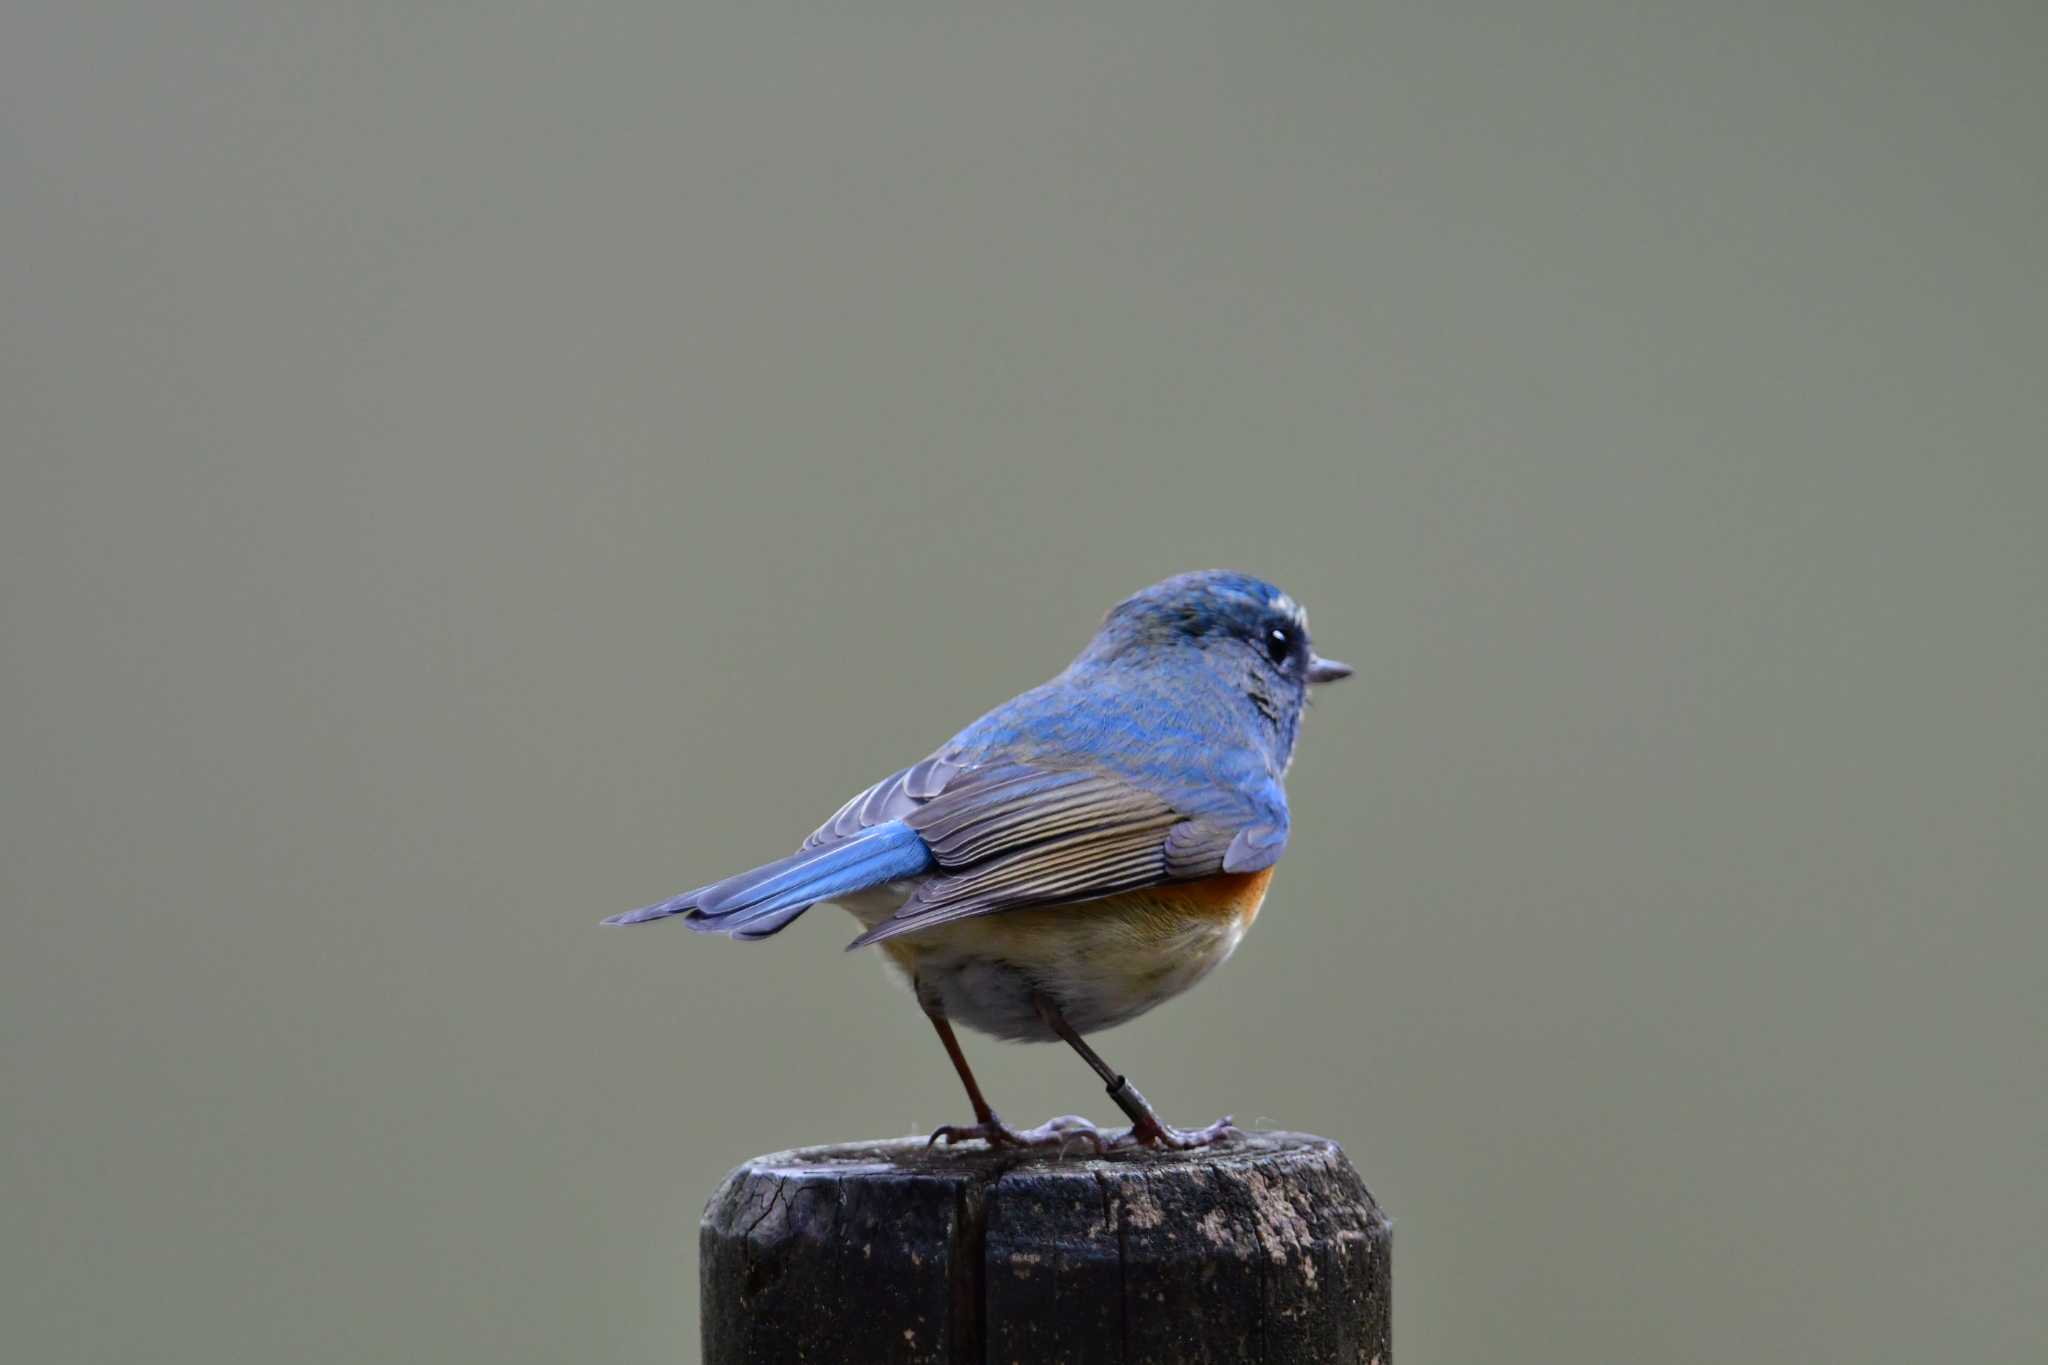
[{"left": 1074, "top": 570, "right": 1352, "bottom": 759}]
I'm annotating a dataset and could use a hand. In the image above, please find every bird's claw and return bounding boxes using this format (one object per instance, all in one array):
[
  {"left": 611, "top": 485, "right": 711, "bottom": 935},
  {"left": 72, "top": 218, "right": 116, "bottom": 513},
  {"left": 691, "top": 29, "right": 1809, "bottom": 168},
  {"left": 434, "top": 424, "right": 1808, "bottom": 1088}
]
[
  {"left": 1111, "top": 1115, "right": 1238, "bottom": 1150},
  {"left": 927, "top": 1113, "right": 1108, "bottom": 1153},
  {"left": 927, "top": 1112, "right": 1238, "bottom": 1153}
]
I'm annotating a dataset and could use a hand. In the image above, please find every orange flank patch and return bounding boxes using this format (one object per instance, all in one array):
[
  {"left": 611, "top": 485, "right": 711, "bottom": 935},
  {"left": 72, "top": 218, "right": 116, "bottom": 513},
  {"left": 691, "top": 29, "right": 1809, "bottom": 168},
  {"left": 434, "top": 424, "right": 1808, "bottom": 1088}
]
[{"left": 1149, "top": 865, "right": 1276, "bottom": 928}]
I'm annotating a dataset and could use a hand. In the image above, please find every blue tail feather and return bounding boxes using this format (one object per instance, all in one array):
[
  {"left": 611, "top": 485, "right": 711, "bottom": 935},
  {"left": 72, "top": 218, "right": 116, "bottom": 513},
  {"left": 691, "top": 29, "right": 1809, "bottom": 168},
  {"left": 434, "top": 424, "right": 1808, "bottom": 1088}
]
[{"left": 603, "top": 821, "right": 932, "bottom": 938}]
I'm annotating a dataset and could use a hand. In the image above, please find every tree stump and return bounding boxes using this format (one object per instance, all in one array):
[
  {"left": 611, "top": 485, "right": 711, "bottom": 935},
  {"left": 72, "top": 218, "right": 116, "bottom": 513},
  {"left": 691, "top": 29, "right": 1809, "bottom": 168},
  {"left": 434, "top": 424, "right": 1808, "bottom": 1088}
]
[{"left": 700, "top": 1130, "right": 1390, "bottom": 1364}]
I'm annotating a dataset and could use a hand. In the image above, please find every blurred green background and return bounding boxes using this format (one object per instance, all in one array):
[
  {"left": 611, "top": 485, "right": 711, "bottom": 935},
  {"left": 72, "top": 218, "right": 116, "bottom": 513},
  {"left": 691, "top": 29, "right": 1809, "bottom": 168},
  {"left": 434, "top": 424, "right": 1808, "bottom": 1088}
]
[{"left": 3, "top": 4, "right": 2042, "bottom": 1361}]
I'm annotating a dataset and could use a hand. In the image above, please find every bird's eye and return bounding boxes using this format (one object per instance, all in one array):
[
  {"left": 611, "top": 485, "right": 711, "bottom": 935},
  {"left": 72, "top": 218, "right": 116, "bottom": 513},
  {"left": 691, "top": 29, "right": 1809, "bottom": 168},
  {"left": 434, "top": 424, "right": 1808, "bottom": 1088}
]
[{"left": 1266, "top": 627, "right": 1293, "bottom": 666}]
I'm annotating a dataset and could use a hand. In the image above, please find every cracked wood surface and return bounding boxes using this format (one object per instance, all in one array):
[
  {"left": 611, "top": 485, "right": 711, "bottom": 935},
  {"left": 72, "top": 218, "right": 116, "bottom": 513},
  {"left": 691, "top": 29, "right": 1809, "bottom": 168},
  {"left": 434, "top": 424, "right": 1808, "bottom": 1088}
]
[{"left": 699, "top": 1131, "right": 1390, "bottom": 1364}]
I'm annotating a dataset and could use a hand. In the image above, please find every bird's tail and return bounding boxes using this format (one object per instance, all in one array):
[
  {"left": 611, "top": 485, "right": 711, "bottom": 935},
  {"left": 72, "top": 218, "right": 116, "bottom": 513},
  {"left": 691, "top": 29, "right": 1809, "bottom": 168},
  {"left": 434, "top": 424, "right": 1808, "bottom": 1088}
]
[{"left": 602, "top": 821, "right": 932, "bottom": 940}]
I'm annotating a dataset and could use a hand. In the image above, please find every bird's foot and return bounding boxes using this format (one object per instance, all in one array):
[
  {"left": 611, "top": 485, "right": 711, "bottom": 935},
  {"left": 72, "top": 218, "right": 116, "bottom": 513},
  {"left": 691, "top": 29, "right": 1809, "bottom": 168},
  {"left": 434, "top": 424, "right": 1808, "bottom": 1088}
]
[
  {"left": 1111, "top": 1114, "right": 1238, "bottom": 1150},
  {"left": 927, "top": 1112, "right": 1108, "bottom": 1153}
]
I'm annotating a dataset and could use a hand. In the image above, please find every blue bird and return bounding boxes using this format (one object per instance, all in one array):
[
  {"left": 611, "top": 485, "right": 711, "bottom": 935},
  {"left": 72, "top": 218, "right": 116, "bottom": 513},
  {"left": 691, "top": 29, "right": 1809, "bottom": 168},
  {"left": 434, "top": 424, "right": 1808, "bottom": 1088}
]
[{"left": 606, "top": 570, "right": 1352, "bottom": 1149}]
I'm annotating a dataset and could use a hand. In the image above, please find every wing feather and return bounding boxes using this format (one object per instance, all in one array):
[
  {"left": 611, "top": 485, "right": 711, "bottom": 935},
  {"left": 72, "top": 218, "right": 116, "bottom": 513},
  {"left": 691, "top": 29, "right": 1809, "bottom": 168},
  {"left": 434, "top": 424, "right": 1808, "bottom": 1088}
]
[
  {"left": 915, "top": 774, "right": 1166, "bottom": 864},
  {"left": 1162, "top": 819, "right": 1239, "bottom": 879},
  {"left": 850, "top": 822, "right": 1173, "bottom": 946},
  {"left": 804, "top": 754, "right": 967, "bottom": 849}
]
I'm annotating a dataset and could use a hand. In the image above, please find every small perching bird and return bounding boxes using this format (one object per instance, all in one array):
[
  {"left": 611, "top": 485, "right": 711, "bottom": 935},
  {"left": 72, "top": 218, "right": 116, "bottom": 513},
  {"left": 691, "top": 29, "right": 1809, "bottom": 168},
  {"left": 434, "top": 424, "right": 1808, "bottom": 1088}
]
[{"left": 606, "top": 571, "right": 1351, "bottom": 1149}]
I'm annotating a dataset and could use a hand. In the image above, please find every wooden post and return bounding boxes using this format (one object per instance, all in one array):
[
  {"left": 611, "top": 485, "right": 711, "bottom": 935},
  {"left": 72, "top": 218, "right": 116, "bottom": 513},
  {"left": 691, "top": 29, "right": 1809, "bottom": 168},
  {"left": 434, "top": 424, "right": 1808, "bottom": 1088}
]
[{"left": 700, "top": 1130, "right": 1390, "bottom": 1364}]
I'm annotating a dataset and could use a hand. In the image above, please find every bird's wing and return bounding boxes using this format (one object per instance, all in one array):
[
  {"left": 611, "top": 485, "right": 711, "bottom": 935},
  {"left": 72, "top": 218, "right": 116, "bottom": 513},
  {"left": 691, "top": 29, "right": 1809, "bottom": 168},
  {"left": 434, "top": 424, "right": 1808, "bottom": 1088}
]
[
  {"left": 614, "top": 750, "right": 1288, "bottom": 942},
  {"left": 842, "top": 760, "right": 1289, "bottom": 948}
]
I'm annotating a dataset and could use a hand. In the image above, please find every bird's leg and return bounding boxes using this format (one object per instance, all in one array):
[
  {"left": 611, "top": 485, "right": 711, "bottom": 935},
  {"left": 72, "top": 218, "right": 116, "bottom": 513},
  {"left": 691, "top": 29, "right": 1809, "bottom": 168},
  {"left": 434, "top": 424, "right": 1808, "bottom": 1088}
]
[
  {"left": 922, "top": 1006, "right": 1105, "bottom": 1152},
  {"left": 927, "top": 1008, "right": 998, "bottom": 1127},
  {"left": 1031, "top": 991, "right": 1238, "bottom": 1151}
]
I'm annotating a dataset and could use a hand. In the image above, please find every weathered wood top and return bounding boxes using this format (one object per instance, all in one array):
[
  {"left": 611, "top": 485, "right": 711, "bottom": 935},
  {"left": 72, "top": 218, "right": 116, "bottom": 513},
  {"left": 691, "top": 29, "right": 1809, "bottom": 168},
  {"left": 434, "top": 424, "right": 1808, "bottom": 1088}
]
[
  {"left": 701, "top": 1130, "right": 1390, "bottom": 1364},
  {"left": 730, "top": 1127, "right": 1351, "bottom": 1176}
]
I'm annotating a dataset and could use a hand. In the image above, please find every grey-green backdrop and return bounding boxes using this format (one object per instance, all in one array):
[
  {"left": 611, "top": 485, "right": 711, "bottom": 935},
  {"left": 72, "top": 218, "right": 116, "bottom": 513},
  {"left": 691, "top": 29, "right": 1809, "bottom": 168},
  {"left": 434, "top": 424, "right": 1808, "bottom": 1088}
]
[{"left": 3, "top": 4, "right": 2042, "bottom": 1362}]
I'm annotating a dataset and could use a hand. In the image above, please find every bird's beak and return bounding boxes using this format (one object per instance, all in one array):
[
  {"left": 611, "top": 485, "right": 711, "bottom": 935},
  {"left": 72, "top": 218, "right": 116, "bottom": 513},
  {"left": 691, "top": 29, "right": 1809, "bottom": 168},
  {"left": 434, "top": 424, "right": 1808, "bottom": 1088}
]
[{"left": 1306, "top": 654, "right": 1354, "bottom": 685}]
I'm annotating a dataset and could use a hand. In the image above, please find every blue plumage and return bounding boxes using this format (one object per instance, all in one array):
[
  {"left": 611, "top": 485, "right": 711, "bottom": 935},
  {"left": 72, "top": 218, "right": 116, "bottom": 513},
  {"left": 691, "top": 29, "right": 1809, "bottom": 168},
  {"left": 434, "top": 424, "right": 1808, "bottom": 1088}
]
[{"left": 602, "top": 821, "right": 933, "bottom": 938}]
